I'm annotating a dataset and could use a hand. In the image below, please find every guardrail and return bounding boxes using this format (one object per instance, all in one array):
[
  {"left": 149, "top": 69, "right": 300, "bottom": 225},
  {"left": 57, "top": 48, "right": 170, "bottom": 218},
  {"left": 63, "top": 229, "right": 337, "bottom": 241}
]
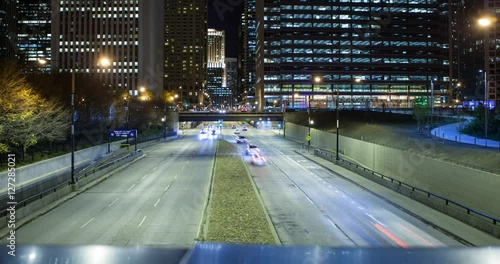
[
  {"left": 0, "top": 150, "right": 142, "bottom": 217},
  {"left": 314, "top": 149, "right": 500, "bottom": 227}
]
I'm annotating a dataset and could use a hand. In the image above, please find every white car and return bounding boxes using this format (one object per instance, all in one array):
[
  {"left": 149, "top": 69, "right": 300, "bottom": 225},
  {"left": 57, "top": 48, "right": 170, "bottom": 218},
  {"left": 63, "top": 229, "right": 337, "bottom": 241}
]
[
  {"left": 234, "top": 129, "right": 240, "bottom": 134},
  {"left": 246, "top": 144, "right": 260, "bottom": 155},
  {"left": 199, "top": 131, "right": 208, "bottom": 140},
  {"left": 251, "top": 153, "right": 266, "bottom": 166}
]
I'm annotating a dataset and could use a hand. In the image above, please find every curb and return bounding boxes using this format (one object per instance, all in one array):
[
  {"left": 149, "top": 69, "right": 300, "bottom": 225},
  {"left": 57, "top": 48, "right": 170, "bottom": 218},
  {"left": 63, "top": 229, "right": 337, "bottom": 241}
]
[
  {"left": 243, "top": 157, "right": 282, "bottom": 245},
  {"left": 195, "top": 139, "right": 218, "bottom": 242}
]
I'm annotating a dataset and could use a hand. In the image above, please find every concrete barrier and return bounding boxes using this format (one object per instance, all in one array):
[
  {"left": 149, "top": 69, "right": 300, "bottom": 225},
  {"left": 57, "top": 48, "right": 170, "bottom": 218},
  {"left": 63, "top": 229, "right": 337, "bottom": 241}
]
[
  {"left": 0, "top": 143, "right": 120, "bottom": 190},
  {"left": 285, "top": 122, "right": 500, "bottom": 220}
]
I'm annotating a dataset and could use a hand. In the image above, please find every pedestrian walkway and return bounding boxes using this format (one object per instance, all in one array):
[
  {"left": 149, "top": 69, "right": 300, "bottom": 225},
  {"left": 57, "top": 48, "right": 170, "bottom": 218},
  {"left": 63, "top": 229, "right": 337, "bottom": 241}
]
[{"left": 431, "top": 122, "right": 500, "bottom": 148}]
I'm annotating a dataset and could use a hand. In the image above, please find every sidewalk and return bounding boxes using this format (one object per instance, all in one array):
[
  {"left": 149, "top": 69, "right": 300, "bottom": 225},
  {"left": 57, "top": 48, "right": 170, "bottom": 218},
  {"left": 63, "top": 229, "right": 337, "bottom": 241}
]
[{"left": 431, "top": 122, "right": 500, "bottom": 148}]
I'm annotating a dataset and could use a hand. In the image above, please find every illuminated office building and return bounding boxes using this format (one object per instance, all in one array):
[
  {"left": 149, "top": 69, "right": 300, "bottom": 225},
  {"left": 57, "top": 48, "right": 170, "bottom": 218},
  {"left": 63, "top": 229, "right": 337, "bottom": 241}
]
[
  {"left": 225, "top": 57, "right": 238, "bottom": 104},
  {"left": 480, "top": 0, "right": 500, "bottom": 107},
  {"left": 17, "top": 0, "right": 52, "bottom": 73},
  {"left": 207, "top": 29, "right": 231, "bottom": 107},
  {"left": 51, "top": 0, "right": 164, "bottom": 95},
  {"left": 241, "top": 0, "right": 257, "bottom": 102},
  {"left": 0, "top": 0, "right": 17, "bottom": 60},
  {"left": 254, "top": 0, "right": 453, "bottom": 110},
  {"left": 164, "top": 0, "right": 207, "bottom": 105}
]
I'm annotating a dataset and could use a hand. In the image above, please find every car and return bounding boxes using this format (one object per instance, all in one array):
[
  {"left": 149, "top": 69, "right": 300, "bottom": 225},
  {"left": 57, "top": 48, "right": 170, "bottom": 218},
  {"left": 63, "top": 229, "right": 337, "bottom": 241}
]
[
  {"left": 242, "top": 126, "right": 248, "bottom": 131},
  {"left": 235, "top": 135, "right": 247, "bottom": 144},
  {"left": 231, "top": 125, "right": 237, "bottom": 129},
  {"left": 246, "top": 144, "right": 260, "bottom": 155},
  {"left": 199, "top": 131, "right": 208, "bottom": 140},
  {"left": 234, "top": 129, "right": 240, "bottom": 134},
  {"left": 251, "top": 153, "right": 266, "bottom": 166}
]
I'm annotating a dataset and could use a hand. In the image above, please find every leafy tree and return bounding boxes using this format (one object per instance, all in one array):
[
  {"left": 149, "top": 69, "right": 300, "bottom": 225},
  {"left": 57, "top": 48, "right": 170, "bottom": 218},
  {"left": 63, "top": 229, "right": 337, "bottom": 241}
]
[
  {"left": 460, "top": 104, "right": 499, "bottom": 140},
  {"left": 0, "top": 63, "right": 69, "bottom": 156}
]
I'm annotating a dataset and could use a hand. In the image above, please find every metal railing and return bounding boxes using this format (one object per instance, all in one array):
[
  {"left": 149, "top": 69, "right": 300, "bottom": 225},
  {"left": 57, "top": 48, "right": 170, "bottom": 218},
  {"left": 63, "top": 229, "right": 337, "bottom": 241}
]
[{"left": 315, "top": 149, "right": 500, "bottom": 226}]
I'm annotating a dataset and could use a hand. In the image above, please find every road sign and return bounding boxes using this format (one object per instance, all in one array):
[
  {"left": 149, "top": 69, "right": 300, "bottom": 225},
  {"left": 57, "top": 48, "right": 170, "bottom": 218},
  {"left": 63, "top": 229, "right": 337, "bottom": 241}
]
[
  {"left": 306, "top": 135, "right": 311, "bottom": 141},
  {"left": 109, "top": 129, "right": 137, "bottom": 138}
]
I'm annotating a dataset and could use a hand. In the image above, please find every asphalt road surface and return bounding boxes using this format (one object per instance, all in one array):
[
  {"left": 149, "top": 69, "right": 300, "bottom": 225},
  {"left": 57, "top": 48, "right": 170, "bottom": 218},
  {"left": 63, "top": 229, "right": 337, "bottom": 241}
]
[
  {"left": 16, "top": 130, "right": 214, "bottom": 247},
  {"left": 224, "top": 123, "right": 499, "bottom": 247}
]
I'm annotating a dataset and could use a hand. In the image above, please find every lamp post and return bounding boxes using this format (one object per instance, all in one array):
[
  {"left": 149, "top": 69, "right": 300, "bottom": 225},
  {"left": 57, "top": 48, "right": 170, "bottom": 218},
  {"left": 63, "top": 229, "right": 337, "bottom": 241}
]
[
  {"left": 39, "top": 56, "right": 110, "bottom": 185},
  {"left": 336, "top": 84, "right": 340, "bottom": 160},
  {"left": 479, "top": 17, "right": 492, "bottom": 145}
]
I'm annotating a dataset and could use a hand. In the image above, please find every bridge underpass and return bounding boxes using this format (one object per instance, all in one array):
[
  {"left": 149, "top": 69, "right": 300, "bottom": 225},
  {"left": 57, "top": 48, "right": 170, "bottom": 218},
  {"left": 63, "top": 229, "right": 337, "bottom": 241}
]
[{"left": 178, "top": 112, "right": 284, "bottom": 122}]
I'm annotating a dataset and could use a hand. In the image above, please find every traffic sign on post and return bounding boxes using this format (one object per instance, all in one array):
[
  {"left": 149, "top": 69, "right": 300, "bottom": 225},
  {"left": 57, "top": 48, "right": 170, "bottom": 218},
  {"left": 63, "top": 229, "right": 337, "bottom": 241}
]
[
  {"left": 306, "top": 135, "right": 311, "bottom": 141},
  {"left": 109, "top": 129, "right": 137, "bottom": 138}
]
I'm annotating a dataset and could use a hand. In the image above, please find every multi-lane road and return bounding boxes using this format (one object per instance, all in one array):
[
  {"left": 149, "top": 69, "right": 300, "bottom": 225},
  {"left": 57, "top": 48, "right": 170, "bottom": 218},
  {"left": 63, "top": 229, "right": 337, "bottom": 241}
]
[
  {"left": 13, "top": 122, "right": 500, "bottom": 247},
  {"left": 16, "top": 131, "right": 215, "bottom": 247}
]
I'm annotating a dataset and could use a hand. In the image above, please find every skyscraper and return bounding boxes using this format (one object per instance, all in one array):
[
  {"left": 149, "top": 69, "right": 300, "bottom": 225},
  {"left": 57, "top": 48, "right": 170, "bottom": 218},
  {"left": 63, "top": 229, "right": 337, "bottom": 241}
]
[
  {"left": 207, "top": 28, "right": 231, "bottom": 108},
  {"left": 241, "top": 0, "right": 257, "bottom": 103},
  {"left": 254, "top": 0, "right": 453, "bottom": 111},
  {"left": 17, "top": 0, "right": 52, "bottom": 73},
  {"left": 480, "top": 0, "right": 499, "bottom": 108},
  {"left": 0, "top": 0, "right": 17, "bottom": 60},
  {"left": 51, "top": 0, "right": 142, "bottom": 93},
  {"left": 207, "top": 28, "right": 225, "bottom": 88},
  {"left": 225, "top": 57, "right": 238, "bottom": 105},
  {"left": 164, "top": 0, "right": 207, "bottom": 105}
]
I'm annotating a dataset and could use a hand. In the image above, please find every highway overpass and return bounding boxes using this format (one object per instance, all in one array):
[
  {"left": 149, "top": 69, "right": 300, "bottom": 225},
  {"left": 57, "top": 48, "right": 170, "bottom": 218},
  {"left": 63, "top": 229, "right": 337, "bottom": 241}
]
[{"left": 178, "top": 111, "right": 284, "bottom": 122}]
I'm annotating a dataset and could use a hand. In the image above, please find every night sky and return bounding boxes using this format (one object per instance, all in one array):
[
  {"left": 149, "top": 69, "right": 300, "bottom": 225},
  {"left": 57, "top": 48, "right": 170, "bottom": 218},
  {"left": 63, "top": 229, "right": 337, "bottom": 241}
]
[{"left": 208, "top": 0, "right": 243, "bottom": 58}]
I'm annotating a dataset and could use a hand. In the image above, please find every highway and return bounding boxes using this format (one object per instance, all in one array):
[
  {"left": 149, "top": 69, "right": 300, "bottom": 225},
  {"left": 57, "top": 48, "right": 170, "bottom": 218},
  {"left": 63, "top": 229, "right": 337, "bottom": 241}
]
[
  {"left": 224, "top": 123, "right": 499, "bottom": 247},
  {"left": 14, "top": 121, "right": 500, "bottom": 247},
  {"left": 16, "top": 131, "right": 215, "bottom": 247}
]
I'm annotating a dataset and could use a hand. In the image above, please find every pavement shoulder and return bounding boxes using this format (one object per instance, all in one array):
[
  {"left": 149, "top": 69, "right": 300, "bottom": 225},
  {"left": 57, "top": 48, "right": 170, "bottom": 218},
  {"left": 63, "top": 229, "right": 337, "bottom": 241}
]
[{"left": 299, "top": 152, "right": 500, "bottom": 246}]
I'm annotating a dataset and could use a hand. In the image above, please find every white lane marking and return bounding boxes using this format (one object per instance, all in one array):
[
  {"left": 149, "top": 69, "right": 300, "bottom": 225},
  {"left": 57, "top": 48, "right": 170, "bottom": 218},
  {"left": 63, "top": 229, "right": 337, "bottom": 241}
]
[
  {"left": 138, "top": 216, "right": 147, "bottom": 227},
  {"left": 186, "top": 161, "right": 189, "bottom": 163},
  {"left": 108, "top": 198, "right": 119, "bottom": 207},
  {"left": 153, "top": 167, "right": 157, "bottom": 171},
  {"left": 80, "top": 218, "right": 95, "bottom": 228},
  {"left": 351, "top": 201, "right": 356, "bottom": 205},
  {"left": 328, "top": 185, "right": 332, "bottom": 188},
  {"left": 285, "top": 156, "right": 309, "bottom": 172},
  {"left": 165, "top": 184, "right": 171, "bottom": 191},
  {"left": 358, "top": 206, "right": 364, "bottom": 210},
  {"left": 154, "top": 199, "right": 161, "bottom": 207},
  {"left": 174, "top": 175, "right": 178, "bottom": 179},
  {"left": 142, "top": 174, "right": 148, "bottom": 180},
  {"left": 182, "top": 166, "right": 185, "bottom": 170},
  {"left": 335, "top": 190, "right": 339, "bottom": 193},
  {"left": 306, "top": 197, "right": 314, "bottom": 204},
  {"left": 341, "top": 195, "right": 346, "bottom": 198},
  {"left": 366, "top": 213, "right": 384, "bottom": 226},
  {"left": 327, "top": 219, "right": 337, "bottom": 228},
  {"left": 126, "top": 184, "right": 136, "bottom": 192}
]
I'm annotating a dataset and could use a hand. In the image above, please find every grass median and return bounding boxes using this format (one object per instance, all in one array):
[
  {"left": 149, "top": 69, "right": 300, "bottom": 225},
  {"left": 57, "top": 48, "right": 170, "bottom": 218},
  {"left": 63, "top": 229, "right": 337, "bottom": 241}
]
[{"left": 204, "top": 139, "right": 276, "bottom": 244}]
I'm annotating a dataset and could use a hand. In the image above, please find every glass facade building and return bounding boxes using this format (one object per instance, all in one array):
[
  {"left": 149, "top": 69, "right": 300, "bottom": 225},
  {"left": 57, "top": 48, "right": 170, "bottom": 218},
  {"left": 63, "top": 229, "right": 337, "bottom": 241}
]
[
  {"left": 241, "top": 0, "right": 257, "bottom": 101},
  {"left": 482, "top": 0, "right": 500, "bottom": 107},
  {"left": 0, "top": 0, "right": 17, "bottom": 60},
  {"left": 254, "top": 0, "right": 453, "bottom": 110},
  {"left": 17, "top": 0, "right": 52, "bottom": 73}
]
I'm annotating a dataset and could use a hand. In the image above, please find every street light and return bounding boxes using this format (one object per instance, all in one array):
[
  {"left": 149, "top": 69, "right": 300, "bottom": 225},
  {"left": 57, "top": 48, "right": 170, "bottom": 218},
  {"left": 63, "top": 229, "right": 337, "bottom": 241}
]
[
  {"left": 39, "top": 56, "right": 111, "bottom": 185},
  {"left": 479, "top": 16, "right": 493, "bottom": 145}
]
